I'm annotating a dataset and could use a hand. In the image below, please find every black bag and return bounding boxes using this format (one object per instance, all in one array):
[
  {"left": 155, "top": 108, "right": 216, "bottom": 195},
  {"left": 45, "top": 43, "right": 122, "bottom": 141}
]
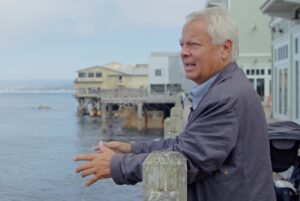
[{"left": 275, "top": 186, "right": 297, "bottom": 201}]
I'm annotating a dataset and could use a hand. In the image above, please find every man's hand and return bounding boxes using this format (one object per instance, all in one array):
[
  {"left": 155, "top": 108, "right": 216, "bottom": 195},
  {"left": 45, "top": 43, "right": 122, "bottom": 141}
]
[
  {"left": 73, "top": 145, "right": 115, "bottom": 186},
  {"left": 95, "top": 141, "right": 131, "bottom": 154}
]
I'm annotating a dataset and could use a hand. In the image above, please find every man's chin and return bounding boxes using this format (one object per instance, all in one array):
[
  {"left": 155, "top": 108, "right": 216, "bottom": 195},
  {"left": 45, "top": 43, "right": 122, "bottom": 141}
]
[{"left": 185, "top": 74, "right": 194, "bottom": 79}]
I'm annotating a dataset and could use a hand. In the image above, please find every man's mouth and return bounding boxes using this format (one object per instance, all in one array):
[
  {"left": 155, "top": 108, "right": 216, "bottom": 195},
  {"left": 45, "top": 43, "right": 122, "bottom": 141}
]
[{"left": 184, "top": 63, "right": 196, "bottom": 71}]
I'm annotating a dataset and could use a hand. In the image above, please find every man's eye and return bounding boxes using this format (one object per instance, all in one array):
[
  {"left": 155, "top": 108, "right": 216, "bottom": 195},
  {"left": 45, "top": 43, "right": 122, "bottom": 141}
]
[{"left": 191, "top": 42, "right": 201, "bottom": 46}]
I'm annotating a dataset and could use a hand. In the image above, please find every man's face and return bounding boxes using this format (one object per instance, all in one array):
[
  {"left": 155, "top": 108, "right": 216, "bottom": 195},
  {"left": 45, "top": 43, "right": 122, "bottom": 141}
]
[{"left": 180, "top": 18, "right": 229, "bottom": 84}]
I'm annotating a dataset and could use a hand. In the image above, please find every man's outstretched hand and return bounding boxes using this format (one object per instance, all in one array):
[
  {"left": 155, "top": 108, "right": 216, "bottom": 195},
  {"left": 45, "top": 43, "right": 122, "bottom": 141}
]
[
  {"left": 73, "top": 145, "right": 115, "bottom": 186},
  {"left": 95, "top": 141, "right": 132, "bottom": 154}
]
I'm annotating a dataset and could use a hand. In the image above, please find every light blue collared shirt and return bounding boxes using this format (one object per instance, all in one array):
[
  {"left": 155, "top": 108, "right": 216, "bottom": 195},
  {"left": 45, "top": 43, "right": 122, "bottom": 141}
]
[{"left": 190, "top": 73, "right": 220, "bottom": 110}]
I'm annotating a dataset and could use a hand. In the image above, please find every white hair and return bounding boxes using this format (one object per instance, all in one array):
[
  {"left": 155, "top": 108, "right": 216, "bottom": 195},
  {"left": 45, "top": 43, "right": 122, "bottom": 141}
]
[{"left": 185, "top": 7, "right": 239, "bottom": 61}]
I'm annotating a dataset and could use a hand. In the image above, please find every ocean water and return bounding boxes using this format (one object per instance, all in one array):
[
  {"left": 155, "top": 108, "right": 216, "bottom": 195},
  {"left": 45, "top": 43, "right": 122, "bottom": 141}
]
[{"left": 0, "top": 93, "right": 163, "bottom": 201}]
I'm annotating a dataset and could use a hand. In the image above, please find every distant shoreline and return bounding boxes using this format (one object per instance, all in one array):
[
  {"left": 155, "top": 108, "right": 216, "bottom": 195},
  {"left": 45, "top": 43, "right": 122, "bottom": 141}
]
[{"left": 0, "top": 89, "right": 75, "bottom": 94}]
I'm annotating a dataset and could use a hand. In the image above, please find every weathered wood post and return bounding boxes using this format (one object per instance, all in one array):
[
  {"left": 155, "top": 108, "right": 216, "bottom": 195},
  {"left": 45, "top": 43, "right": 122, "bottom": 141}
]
[
  {"left": 143, "top": 152, "right": 187, "bottom": 201},
  {"left": 137, "top": 102, "right": 144, "bottom": 131},
  {"left": 101, "top": 103, "right": 107, "bottom": 126},
  {"left": 164, "top": 94, "right": 184, "bottom": 139}
]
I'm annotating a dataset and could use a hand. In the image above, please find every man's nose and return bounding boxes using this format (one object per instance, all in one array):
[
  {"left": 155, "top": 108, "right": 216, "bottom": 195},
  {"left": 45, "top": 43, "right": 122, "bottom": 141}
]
[{"left": 180, "top": 46, "right": 191, "bottom": 57}]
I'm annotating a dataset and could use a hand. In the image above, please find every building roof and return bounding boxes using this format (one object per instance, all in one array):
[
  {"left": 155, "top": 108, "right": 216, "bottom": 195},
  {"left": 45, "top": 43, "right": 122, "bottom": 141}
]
[
  {"left": 77, "top": 62, "right": 148, "bottom": 76},
  {"left": 260, "top": 0, "right": 300, "bottom": 20},
  {"left": 103, "top": 62, "right": 148, "bottom": 75}
]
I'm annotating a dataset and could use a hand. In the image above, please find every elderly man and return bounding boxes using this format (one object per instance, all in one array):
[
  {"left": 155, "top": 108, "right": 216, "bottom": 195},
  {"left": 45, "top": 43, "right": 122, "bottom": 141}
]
[{"left": 74, "top": 7, "right": 276, "bottom": 201}]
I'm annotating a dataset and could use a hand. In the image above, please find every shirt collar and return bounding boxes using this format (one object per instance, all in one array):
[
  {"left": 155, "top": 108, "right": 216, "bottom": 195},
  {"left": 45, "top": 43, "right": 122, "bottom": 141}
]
[{"left": 190, "top": 73, "right": 219, "bottom": 110}]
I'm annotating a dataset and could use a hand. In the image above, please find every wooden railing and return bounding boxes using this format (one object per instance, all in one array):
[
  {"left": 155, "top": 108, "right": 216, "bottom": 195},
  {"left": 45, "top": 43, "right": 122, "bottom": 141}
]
[
  {"left": 142, "top": 97, "right": 187, "bottom": 201},
  {"left": 143, "top": 152, "right": 187, "bottom": 201}
]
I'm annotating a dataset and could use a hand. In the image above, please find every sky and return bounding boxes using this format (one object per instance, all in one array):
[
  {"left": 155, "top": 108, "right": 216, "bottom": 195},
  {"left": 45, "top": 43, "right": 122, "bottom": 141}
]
[{"left": 0, "top": 0, "right": 207, "bottom": 81}]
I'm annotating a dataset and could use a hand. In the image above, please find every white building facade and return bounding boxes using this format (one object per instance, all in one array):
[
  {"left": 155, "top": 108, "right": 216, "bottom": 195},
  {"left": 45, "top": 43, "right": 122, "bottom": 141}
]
[
  {"left": 261, "top": 0, "right": 300, "bottom": 123},
  {"left": 148, "top": 52, "right": 194, "bottom": 95},
  {"left": 207, "top": 0, "right": 272, "bottom": 102}
]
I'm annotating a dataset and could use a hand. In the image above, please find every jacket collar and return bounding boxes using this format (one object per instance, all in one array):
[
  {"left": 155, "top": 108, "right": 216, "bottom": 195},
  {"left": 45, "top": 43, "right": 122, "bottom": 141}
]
[
  {"left": 186, "top": 62, "right": 238, "bottom": 124},
  {"left": 213, "top": 62, "right": 238, "bottom": 85}
]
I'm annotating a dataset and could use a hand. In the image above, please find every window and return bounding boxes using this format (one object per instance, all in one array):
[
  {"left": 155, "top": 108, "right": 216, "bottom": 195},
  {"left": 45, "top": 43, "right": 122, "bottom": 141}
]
[
  {"left": 279, "top": 69, "right": 283, "bottom": 114},
  {"left": 296, "top": 38, "right": 299, "bottom": 54},
  {"left": 151, "top": 84, "right": 165, "bottom": 93},
  {"left": 88, "top": 88, "right": 100, "bottom": 94},
  {"left": 296, "top": 61, "right": 299, "bottom": 119},
  {"left": 79, "top": 72, "right": 86, "bottom": 78},
  {"left": 246, "top": 69, "right": 250, "bottom": 75},
  {"left": 96, "top": 72, "right": 102, "bottom": 77},
  {"left": 88, "top": 72, "right": 94, "bottom": 78},
  {"left": 79, "top": 88, "right": 87, "bottom": 94},
  {"left": 284, "top": 68, "right": 288, "bottom": 115},
  {"left": 251, "top": 69, "right": 255, "bottom": 75},
  {"left": 268, "top": 69, "right": 271, "bottom": 75},
  {"left": 155, "top": 69, "right": 163, "bottom": 76},
  {"left": 279, "top": 48, "right": 282, "bottom": 60},
  {"left": 256, "top": 79, "right": 265, "bottom": 101},
  {"left": 261, "top": 69, "right": 265, "bottom": 75},
  {"left": 256, "top": 69, "right": 260, "bottom": 75},
  {"left": 275, "top": 69, "right": 277, "bottom": 113}
]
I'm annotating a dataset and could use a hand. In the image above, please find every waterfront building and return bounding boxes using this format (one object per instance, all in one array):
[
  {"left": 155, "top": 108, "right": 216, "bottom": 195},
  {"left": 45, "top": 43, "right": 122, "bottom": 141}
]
[
  {"left": 261, "top": 0, "right": 300, "bottom": 123},
  {"left": 148, "top": 52, "right": 194, "bottom": 95},
  {"left": 74, "top": 62, "right": 149, "bottom": 98},
  {"left": 207, "top": 0, "right": 272, "bottom": 103}
]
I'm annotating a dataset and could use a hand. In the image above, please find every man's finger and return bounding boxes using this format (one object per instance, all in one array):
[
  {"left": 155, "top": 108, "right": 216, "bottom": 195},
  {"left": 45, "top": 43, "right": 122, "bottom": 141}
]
[
  {"left": 73, "top": 154, "right": 95, "bottom": 161},
  {"left": 99, "top": 144, "right": 113, "bottom": 153},
  {"left": 76, "top": 162, "right": 93, "bottom": 173},
  {"left": 81, "top": 168, "right": 96, "bottom": 177},
  {"left": 103, "top": 141, "right": 117, "bottom": 148},
  {"left": 86, "top": 176, "right": 98, "bottom": 187},
  {"left": 94, "top": 146, "right": 102, "bottom": 152}
]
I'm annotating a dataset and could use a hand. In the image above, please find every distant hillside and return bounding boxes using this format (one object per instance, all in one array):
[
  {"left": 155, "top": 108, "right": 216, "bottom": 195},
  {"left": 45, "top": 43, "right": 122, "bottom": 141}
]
[{"left": 0, "top": 79, "right": 74, "bottom": 93}]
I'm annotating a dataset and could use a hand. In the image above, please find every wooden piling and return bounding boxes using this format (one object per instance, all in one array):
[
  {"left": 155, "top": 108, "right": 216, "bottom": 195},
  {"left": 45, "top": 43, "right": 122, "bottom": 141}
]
[{"left": 143, "top": 151, "right": 187, "bottom": 201}]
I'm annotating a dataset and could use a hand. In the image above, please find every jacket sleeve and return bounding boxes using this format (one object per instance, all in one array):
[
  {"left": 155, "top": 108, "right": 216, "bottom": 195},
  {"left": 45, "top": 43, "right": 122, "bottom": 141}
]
[
  {"left": 110, "top": 153, "right": 149, "bottom": 185},
  {"left": 131, "top": 137, "right": 178, "bottom": 154},
  {"left": 110, "top": 138, "right": 179, "bottom": 184},
  {"left": 170, "top": 97, "right": 239, "bottom": 184},
  {"left": 110, "top": 97, "right": 239, "bottom": 185}
]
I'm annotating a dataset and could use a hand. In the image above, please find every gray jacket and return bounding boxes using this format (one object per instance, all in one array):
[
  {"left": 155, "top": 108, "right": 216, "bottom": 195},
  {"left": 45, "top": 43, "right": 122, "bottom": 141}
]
[{"left": 111, "top": 62, "right": 276, "bottom": 201}]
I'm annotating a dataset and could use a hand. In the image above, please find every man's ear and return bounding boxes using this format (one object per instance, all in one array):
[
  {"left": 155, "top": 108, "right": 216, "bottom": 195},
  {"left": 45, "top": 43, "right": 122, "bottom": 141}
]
[{"left": 221, "top": 40, "right": 233, "bottom": 60}]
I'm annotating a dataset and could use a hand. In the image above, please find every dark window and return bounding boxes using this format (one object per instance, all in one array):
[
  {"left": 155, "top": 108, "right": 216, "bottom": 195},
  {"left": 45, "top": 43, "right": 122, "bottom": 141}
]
[
  {"left": 79, "top": 72, "right": 86, "bottom": 78},
  {"left": 88, "top": 73, "right": 94, "bottom": 78},
  {"left": 251, "top": 69, "right": 255, "bottom": 75},
  {"left": 268, "top": 69, "right": 271, "bottom": 75},
  {"left": 256, "top": 78, "right": 265, "bottom": 101},
  {"left": 246, "top": 69, "right": 250, "bottom": 75},
  {"left": 261, "top": 69, "right": 265, "bottom": 75},
  {"left": 256, "top": 69, "right": 260, "bottom": 75},
  {"left": 119, "top": 75, "right": 122, "bottom": 81},
  {"left": 296, "top": 38, "right": 299, "bottom": 54},
  {"left": 296, "top": 61, "right": 299, "bottom": 119},
  {"left": 155, "top": 69, "right": 162, "bottom": 76},
  {"left": 96, "top": 72, "right": 102, "bottom": 77},
  {"left": 151, "top": 84, "right": 165, "bottom": 93}
]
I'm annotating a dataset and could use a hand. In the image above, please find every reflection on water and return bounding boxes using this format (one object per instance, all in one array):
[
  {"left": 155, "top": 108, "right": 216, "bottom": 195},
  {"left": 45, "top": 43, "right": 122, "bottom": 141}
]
[{"left": 0, "top": 93, "right": 163, "bottom": 201}]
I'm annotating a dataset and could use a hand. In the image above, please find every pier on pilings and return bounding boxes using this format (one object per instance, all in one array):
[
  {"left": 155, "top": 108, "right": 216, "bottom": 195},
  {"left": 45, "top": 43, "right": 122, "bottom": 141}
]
[{"left": 74, "top": 89, "right": 177, "bottom": 130}]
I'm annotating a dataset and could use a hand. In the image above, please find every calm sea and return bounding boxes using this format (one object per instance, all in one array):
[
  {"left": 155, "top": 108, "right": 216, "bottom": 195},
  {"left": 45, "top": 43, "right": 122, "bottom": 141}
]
[{"left": 0, "top": 93, "right": 163, "bottom": 201}]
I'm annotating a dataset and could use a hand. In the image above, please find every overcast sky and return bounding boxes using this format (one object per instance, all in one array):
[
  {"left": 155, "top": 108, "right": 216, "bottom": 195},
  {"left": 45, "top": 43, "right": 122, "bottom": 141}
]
[{"left": 0, "top": 0, "right": 207, "bottom": 80}]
